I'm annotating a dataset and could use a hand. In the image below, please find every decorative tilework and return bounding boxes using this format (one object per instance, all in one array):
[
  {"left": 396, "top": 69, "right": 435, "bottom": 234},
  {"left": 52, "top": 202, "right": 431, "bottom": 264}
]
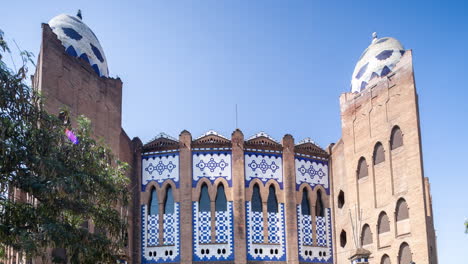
[
  {"left": 297, "top": 206, "right": 333, "bottom": 263},
  {"left": 192, "top": 202, "right": 234, "bottom": 261},
  {"left": 198, "top": 211, "right": 211, "bottom": 244},
  {"left": 245, "top": 153, "right": 283, "bottom": 188},
  {"left": 246, "top": 202, "right": 286, "bottom": 261},
  {"left": 215, "top": 211, "right": 229, "bottom": 243},
  {"left": 192, "top": 152, "right": 232, "bottom": 187},
  {"left": 142, "top": 154, "right": 179, "bottom": 191},
  {"left": 295, "top": 157, "right": 329, "bottom": 194},
  {"left": 141, "top": 203, "right": 180, "bottom": 263},
  {"left": 147, "top": 215, "right": 159, "bottom": 246}
]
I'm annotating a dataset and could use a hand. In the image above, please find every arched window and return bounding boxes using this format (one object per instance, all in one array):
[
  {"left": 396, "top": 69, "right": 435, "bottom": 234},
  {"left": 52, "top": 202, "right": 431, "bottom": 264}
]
[
  {"left": 381, "top": 254, "right": 391, "bottom": 264},
  {"left": 149, "top": 188, "right": 159, "bottom": 215},
  {"left": 391, "top": 126, "right": 403, "bottom": 150},
  {"left": 199, "top": 183, "right": 210, "bottom": 212},
  {"left": 315, "top": 189, "right": 324, "bottom": 217},
  {"left": 267, "top": 185, "right": 278, "bottom": 213},
  {"left": 251, "top": 184, "right": 262, "bottom": 212},
  {"left": 398, "top": 242, "right": 412, "bottom": 264},
  {"left": 361, "top": 224, "right": 373, "bottom": 246},
  {"left": 396, "top": 198, "right": 409, "bottom": 221},
  {"left": 338, "top": 190, "right": 345, "bottom": 209},
  {"left": 340, "top": 230, "right": 347, "bottom": 248},
  {"left": 357, "top": 157, "right": 368, "bottom": 179},
  {"left": 378, "top": 212, "right": 390, "bottom": 234},
  {"left": 164, "top": 186, "right": 174, "bottom": 214},
  {"left": 301, "top": 188, "right": 310, "bottom": 215},
  {"left": 215, "top": 184, "right": 227, "bottom": 211},
  {"left": 373, "top": 142, "right": 385, "bottom": 165}
]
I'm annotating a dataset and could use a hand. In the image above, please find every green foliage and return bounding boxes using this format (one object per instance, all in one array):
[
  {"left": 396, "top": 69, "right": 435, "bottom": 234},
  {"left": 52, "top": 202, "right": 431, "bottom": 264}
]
[
  {"left": 0, "top": 30, "right": 129, "bottom": 263},
  {"left": 465, "top": 219, "right": 468, "bottom": 234}
]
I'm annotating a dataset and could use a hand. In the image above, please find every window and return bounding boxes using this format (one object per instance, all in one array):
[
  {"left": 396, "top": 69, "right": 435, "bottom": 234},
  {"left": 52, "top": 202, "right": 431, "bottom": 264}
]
[
  {"left": 149, "top": 188, "right": 159, "bottom": 215},
  {"left": 391, "top": 126, "right": 403, "bottom": 150},
  {"left": 357, "top": 157, "right": 368, "bottom": 179},
  {"left": 381, "top": 254, "right": 391, "bottom": 264},
  {"left": 361, "top": 224, "right": 373, "bottom": 246},
  {"left": 301, "top": 188, "right": 310, "bottom": 215},
  {"left": 199, "top": 184, "right": 210, "bottom": 212},
  {"left": 315, "top": 190, "right": 324, "bottom": 217},
  {"left": 337, "top": 190, "right": 345, "bottom": 209},
  {"left": 215, "top": 184, "right": 227, "bottom": 211},
  {"left": 267, "top": 185, "right": 278, "bottom": 213},
  {"left": 398, "top": 242, "right": 412, "bottom": 264},
  {"left": 340, "top": 230, "right": 347, "bottom": 248},
  {"left": 373, "top": 143, "right": 385, "bottom": 165},
  {"left": 164, "top": 186, "right": 174, "bottom": 214},
  {"left": 251, "top": 184, "right": 262, "bottom": 212},
  {"left": 378, "top": 212, "right": 390, "bottom": 234},
  {"left": 396, "top": 198, "right": 409, "bottom": 221}
]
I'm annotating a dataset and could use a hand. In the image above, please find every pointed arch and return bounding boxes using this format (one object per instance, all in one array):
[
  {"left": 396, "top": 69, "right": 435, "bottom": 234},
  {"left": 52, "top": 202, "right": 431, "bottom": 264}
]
[
  {"left": 199, "top": 183, "right": 210, "bottom": 212},
  {"left": 373, "top": 142, "right": 385, "bottom": 165},
  {"left": 251, "top": 183, "right": 262, "bottom": 212},
  {"left": 357, "top": 157, "right": 368, "bottom": 179},
  {"left": 301, "top": 188, "right": 311, "bottom": 215},
  {"left": 378, "top": 211, "right": 390, "bottom": 234},
  {"left": 164, "top": 185, "right": 174, "bottom": 214},
  {"left": 398, "top": 242, "right": 412, "bottom": 264},
  {"left": 315, "top": 189, "right": 324, "bottom": 217},
  {"left": 337, "top": 190, "right": 345, "bottom": 209},
  {"left": 391, "top": 126, "right": 403, "bottom": 150},
  {"left": 267, "top": 185, "right": 278, "bottom": 213},
  {"left": 381, "top": 254, "right": 391, "bottom": 264},
  {"left": 149, "top": 187, "right": 159, "bottom": 215},
  {"left": 215, "top": 184, "right": 227, "bottom": 211},
  {"left": 361, "top": 224, "right": 373, "bottom": 246},
  {"left": 396, "top": 198, "right": 409, "bottom": 221}
]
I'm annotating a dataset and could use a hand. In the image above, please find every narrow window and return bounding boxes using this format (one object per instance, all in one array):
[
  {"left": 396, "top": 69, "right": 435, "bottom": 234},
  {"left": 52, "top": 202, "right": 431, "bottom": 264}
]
[
  {"left": 361, "top": 224, "right": 373, "bottom": 246},
  {"left": 215, "top": 184, "right": 227, "bottom": 211},
  {"left": 396, "top": 198, "right": 409, "bottom": 221},
  {"left": 357, "top": 157, "right": 368, "bottom": 179},
  {"left": 267, "top": 185, "right": 278, "bottom": 213},
  {"left": 378, "top": 212, "right": 390, "bottom": 234},
  {"left": 251, "top": 184, "right": 262, "bottom": 212},
  {"left": 315, "top": 190, "right": 324, "bottom": 217},
  {"left": 381, "top": 254, "right": 391, "bottom": 264},
  {"left": 149, "top": 188, "right": 159, "bottom": 215},
  {"left": 398, "top": 242, "right": 412, "bottom": 264},
  {"left": 338, "top": 190, "right": 345, "bottom": 209},
  {"left": 199, "top": 183, "right": 210, "bottom": 212},
  {"left": 164, "top": 186, "right": 174, "bottom": 214},
  {"left": 373, "top": 142, "right": 385, "bottom": 165},
  {"left": 301, "top": 188, "right": 310, "bottom": 215},
  {"left": 391, "top": 126, "right": 403, "bottom": 150},
  {"left": 340, "top": 230, "right": 347, "bottom": 248}
]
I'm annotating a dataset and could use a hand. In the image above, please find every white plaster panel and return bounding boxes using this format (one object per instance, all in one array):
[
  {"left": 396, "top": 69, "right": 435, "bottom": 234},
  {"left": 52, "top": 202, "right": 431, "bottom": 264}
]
[
  {"left": 142, "top": 154, "right": 179, "bottom": 187},
  {"left": 245, "top": 154, "right": 283, "bottom": 185},
  {"left": 295, "top": 158, "right": 329, "bottom": 190}
]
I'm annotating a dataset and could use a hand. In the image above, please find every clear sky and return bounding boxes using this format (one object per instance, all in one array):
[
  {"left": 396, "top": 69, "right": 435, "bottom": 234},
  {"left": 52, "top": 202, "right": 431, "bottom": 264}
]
[{"left": 2, "top": 0, "right": 467, "bottom": 262}]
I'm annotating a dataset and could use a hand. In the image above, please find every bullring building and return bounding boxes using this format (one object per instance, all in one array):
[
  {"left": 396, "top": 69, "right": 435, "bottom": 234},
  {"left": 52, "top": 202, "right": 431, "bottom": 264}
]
[{"left": 6, "top": 11, "right": 438, "bottom": 264}]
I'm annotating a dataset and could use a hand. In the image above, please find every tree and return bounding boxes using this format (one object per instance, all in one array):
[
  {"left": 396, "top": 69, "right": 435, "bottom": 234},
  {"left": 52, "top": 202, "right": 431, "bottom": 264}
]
[{"left": 0, "top": 30, "right": 129, "bottom": 263}]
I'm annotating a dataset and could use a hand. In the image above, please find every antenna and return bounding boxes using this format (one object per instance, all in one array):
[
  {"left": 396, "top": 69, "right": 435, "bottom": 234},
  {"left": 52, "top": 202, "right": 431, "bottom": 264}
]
[{"left": 235, "top": 104, "right": 238, "bottom": 129}]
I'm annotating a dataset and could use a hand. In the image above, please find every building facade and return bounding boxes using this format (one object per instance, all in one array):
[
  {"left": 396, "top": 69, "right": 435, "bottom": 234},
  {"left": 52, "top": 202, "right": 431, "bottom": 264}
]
[{"left": 5, "top": 11, "right": 438, "bottom": 264}]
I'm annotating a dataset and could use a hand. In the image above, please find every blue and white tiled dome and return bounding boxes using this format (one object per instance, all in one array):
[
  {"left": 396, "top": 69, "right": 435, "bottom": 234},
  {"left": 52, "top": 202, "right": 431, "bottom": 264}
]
[
  {"left": 49, "top": 11, "right": 109, "bottom": 77},
  {"left": 351, "top": 33, "right": 405, "bottom": 93}
]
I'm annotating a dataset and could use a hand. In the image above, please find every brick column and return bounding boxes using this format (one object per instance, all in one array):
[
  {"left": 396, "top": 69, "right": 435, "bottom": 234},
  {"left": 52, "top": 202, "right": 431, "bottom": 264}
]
[
  {"left": 131, "top": 137, "right": 143, "bottom": 264},
  {"left": 179, "top": 131, "right": 192, "bottom": 264},
  {"left": 282, "top": 135, "right": 299, "bottom": 263},
  {"left": 231, "top": 129, "right": 247, "bottom": 263}
]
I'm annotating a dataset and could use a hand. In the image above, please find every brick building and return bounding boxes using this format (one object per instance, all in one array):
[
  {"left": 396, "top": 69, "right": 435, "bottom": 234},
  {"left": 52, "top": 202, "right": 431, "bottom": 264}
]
[{"left": 4, "top": 11, "right": 438, "bottom": 264}]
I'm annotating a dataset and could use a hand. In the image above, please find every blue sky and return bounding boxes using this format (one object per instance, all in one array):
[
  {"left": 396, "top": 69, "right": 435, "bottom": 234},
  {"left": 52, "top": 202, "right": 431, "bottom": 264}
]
[{"left": 2, "top": 0, "right": 467, "bottom": 261}]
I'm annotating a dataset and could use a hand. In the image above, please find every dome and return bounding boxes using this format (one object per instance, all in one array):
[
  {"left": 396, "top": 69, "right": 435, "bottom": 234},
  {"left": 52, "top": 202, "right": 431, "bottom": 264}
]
[
  {"left": 351, "top": 33, "right": 405, "bottom": 93},
  {"left": 49, "top": 11, "right": 109, "bottom": 77}
]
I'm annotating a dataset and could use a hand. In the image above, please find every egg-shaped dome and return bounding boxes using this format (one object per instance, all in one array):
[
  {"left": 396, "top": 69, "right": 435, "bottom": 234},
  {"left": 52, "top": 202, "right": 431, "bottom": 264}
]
[
  {"left": 351, "top": 33, "right": 405, "bottom": 93},
  {"left": 49, "top": 12, "right": 108, "bottom": 77}
]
